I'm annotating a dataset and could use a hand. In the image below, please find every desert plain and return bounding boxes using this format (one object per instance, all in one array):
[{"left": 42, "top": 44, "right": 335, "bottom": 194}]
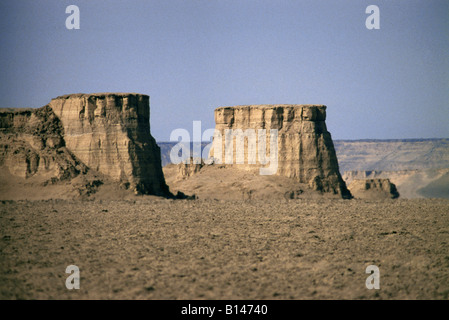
[{"left": 1, "top": 197, "right": 448, "bottom": 300}]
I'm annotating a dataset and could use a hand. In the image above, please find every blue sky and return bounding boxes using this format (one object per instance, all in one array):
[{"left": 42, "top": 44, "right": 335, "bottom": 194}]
[{"left": 1, "top": 0, "right": 448, "bottom": 141}]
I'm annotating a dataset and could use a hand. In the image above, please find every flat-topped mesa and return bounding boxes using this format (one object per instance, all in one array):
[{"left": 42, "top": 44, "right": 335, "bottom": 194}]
[
  {"left": 211, "top": 104, "right": 351, "bottom": 198},
  {"left": 49, "top": 93, "right": 169, "bottom": 196}
]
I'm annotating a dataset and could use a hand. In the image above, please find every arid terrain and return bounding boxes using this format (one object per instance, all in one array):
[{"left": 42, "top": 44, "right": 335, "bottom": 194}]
[
  {"left": 1, "top": 99, "right": 448, "bottom": 300},
  {"left": 1, "top": 198, "right": 448, "bottom": 300}
]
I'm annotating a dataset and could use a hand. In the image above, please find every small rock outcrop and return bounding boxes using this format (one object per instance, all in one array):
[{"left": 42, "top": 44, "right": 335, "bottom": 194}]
[
  {"left": 210, "top": 105, "right": 351, "bottom": 198},
  {"left": 177, "top": 157, "right": 205, "bottom": 179},
  {"left": 0, "top": 93, "right": 170, "bottom": 198},
  {"left": 348, "top": 178, "right": 399, "bottom": 199}
]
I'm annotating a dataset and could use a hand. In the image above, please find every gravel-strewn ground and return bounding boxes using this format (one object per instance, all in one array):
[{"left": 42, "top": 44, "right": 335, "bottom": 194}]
[{"left": 1, "top": 198, "right": 448, "bottom": 299}]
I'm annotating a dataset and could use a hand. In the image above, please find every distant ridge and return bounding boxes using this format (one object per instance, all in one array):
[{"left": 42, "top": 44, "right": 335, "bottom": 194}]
[
  {"left": 157, "top": 138, "right": 449, "bottom": 171},
  {"left": 332, "top": 138, "right": 449, "bottom": 172}
]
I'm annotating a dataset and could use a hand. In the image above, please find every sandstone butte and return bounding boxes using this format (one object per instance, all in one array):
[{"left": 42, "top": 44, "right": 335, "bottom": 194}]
[
  {"left": 0, "top": 93, "right": 170, "bottom": 197},
  {"left": 209, "top": 105, "right": 352, "bottom": 199}
]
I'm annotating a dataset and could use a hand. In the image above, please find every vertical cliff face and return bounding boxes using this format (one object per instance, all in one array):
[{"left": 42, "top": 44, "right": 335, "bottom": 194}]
[
  {"left": 48, "top": 93, "right": 169, "bottom": 196},
  {"left": 211, "top": 105, "right": 351, "bottom": 198}
]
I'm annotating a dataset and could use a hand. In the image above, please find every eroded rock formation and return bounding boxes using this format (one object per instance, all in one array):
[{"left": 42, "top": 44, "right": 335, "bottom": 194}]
[
  {"left": 177, "top": 157, "right": 205, "bottom": 179},
  {"left": 348, "top": 178, "right": 399, "bottom": 200},
  {"left": 0, "top": 93, "right": 170, "bottom": 197},
  {"left": 49, "top": 93, "right": 169, "bottom": 195},
  {"left": 210, "top": 105, "right": 351, "bottom": 198},
  {"left": 0, "top": 106, "right": 88, "bottom": 181}
]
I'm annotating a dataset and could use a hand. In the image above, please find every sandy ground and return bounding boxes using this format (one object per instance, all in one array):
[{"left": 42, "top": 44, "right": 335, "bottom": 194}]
[
  {"left": 163, "top": 164, "right": 341, "bottom": 200},
  {"left": 1, "top": 198, "right": 448, "bottom": 300}
]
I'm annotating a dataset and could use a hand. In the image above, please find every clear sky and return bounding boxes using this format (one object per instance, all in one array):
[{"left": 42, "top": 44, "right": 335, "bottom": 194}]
[{"left": 1, "top": 0, "right": 448, "bottom": 141}]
